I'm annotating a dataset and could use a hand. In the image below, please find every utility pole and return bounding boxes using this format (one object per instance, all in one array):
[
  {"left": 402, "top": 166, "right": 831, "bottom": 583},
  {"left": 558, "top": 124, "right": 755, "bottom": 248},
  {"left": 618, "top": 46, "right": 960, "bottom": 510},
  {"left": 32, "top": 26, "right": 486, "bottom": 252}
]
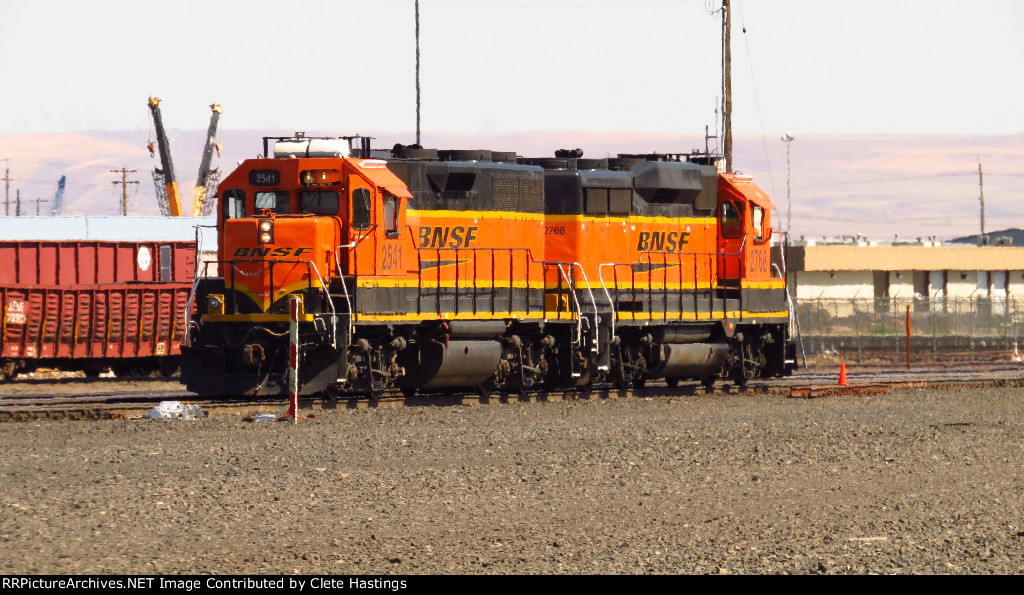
[
  {"left": 3, "top": 161, "right": 10, "bottom": 216},
  {"left": 722, "top": 0, "right": 732, "bottom": 173},
  {"left": 415, "top": 0, "right": 421, "bottom": 145},
  {"left": 782, "top": 133, "right": 795, "bottom": 232},
  {"left": 978, "top": 161, "right": 986, "bottom": 246},
  {"left": 110, "top": 167, "right": 139, "bottom": 216},
  {"left": 34, "top": 197, "right": 45, "bottom": 216},
  {"left": 15, "top": 189, "right": 21, "bottom": 216}
]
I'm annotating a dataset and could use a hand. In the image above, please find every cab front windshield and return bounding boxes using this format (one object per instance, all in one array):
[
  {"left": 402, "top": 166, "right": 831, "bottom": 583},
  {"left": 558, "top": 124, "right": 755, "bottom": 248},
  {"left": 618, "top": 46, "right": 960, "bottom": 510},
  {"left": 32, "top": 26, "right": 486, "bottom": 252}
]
[{"left": 299, "top": 190, "right": 340, "bottom": 215}]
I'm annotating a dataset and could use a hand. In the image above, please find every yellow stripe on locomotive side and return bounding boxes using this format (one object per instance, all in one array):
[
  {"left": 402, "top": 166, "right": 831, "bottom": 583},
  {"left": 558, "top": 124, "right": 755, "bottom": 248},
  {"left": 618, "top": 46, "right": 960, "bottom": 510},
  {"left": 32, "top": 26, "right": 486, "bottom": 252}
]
[
  {"left": 544, "top": 281, "right": 716, "bottom": 291},
  {"left": 200, "top": 310, "right": 787, "bottom": 324},
  {"left": 354, "top": 311, "right": 546, "bottom": 322},
  {"left": 740, "top": 279, "right": 787, "bottom": 289},
  {"left": 610, "top": 310, "right": 786, "bottom": 321},
  {"left": 360, "top": 278, "right": 545, "bottom": 290}
]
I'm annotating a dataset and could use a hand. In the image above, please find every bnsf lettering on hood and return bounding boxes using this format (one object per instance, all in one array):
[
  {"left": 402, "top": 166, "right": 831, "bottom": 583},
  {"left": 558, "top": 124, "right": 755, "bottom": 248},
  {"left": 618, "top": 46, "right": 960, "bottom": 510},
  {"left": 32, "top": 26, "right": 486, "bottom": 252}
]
[
  {"left": 233, "top": 247, "right": 313, "bottom": 257},
  {"left": 418, "top": 226, "right": 479, "bottom": 249},
  {"left": 637, "top": 230, "right": 691, "bottom": 253}
]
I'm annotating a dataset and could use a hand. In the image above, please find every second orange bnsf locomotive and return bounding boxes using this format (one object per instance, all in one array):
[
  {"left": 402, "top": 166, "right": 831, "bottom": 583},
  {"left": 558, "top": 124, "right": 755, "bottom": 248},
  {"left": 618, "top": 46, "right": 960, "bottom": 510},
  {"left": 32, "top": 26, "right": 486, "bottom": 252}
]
[{"left": 180, "top": 135, "right": 796, "bottom": 397}]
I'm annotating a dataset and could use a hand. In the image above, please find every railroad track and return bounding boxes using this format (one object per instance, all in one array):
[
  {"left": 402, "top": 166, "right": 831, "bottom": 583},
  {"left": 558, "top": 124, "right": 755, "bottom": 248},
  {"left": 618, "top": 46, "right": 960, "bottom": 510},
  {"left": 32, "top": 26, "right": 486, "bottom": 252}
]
[{"left": 2, "top": 361, "right": 1022, "bottom": 422}]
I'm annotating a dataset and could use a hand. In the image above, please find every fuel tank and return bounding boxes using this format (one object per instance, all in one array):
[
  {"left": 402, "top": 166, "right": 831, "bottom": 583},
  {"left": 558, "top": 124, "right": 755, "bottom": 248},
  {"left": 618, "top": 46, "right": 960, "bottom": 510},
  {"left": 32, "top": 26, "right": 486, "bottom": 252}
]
[
  {"left": 651, "top": 343, "right": 729, "bottom": 378},
  {"left": 398, "top": 340, "right": 502, "bottom": 390}
]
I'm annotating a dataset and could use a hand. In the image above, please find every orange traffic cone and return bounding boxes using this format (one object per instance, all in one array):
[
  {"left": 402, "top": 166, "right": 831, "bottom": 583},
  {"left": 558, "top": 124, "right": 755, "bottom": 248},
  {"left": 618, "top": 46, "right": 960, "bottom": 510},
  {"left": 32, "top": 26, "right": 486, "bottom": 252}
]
[{"left": 837, "top": 362, "right": 850, "bottom": 386}]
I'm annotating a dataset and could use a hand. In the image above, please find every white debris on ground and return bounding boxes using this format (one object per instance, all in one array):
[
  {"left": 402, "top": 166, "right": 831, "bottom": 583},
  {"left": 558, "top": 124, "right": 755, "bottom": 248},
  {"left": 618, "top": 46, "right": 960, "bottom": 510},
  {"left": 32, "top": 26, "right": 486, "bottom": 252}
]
[{"left": 143, "top": 401, "right": 205, "bottom": 420}]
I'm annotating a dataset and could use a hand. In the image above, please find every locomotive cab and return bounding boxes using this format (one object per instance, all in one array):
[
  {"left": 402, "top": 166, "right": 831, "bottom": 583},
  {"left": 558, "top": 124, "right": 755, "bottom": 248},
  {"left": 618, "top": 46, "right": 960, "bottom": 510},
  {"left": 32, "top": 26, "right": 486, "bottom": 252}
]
[
  {"left": 183, "top": 139, "right": 415, "bottom": 396},
  {"left": 717, "top": 173, "right": 778, "bottom": 286},
  {"left": 211, "top": 157, "right": 412, "bottom": 315}
]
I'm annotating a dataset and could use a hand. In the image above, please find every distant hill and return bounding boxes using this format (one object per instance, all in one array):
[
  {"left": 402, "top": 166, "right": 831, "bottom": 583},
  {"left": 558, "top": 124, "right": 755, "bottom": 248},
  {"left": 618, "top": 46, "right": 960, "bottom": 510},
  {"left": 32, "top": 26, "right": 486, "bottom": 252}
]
[
  {"left": 0, "top": 130, "right": 1021, "bottom": 242},
  {"left": 948, "top": 228, "right": 1024, "bottom": 246}
]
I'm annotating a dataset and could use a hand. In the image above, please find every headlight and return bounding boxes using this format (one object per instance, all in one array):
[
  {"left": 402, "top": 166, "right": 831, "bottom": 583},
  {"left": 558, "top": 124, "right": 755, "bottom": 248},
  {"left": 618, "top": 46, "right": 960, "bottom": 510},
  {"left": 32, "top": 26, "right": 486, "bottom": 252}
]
[{"left": 257, "top": 219, "right": 274, "bottom": 244}]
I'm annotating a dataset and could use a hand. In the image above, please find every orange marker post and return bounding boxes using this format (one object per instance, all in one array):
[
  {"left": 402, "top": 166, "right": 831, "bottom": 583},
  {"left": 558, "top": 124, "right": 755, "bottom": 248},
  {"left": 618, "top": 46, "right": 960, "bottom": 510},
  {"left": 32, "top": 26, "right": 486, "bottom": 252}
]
[
  {"left": 286, "top": 295, "right": 300, "bottom": 424},
  {"left": 905, "top": 305, "right": 911, "bottom": 370}
]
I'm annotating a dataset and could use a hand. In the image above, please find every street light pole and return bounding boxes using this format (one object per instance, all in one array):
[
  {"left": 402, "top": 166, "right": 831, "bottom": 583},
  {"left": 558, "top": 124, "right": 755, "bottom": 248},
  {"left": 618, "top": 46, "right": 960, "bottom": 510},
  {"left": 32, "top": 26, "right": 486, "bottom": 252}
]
[{"left": 781, "top": 133, "right": 795, "bottom": 233}]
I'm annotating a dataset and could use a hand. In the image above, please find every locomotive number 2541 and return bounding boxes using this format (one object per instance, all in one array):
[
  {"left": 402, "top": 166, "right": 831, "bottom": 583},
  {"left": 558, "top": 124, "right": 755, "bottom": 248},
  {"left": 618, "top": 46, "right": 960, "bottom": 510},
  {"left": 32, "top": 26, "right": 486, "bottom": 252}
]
[{"left": 381, "top": 245, "right": 403, "bottom": 271}]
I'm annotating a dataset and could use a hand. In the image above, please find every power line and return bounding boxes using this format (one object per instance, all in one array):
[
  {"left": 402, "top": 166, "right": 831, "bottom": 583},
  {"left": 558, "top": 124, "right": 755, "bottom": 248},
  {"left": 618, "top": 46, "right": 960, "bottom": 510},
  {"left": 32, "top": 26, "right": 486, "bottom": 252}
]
[
  {"left": 2, "top": 161, "right": 9, "bottom": 217},
  {"left": 110, "top": 167, "right": 139, "bottom": 216}
]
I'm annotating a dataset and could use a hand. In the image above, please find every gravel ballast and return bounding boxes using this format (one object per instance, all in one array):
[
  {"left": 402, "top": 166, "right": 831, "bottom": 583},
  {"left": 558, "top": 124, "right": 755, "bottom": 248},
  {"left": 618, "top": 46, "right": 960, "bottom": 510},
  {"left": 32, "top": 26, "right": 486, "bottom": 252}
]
[{"left": 1, "top": 386, "right": 1022, "bottom": 574}]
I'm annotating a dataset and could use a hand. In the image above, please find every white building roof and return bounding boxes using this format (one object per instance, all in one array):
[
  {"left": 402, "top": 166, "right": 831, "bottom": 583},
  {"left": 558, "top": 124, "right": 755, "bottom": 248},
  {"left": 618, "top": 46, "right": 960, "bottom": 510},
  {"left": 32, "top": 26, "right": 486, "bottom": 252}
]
[{"left": 0, "top": 216, "right": 217, "bottom": 252}]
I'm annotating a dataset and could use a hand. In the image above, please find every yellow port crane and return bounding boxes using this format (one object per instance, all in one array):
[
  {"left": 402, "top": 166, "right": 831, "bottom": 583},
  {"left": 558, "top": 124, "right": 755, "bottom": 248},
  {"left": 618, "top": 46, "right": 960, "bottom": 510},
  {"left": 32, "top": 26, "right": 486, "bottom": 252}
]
[
  {"left": 147, "top": 97, "right": 183, "bottom": 216},
  {"left": 146, "top": 98, "right": 223, "bottom": 216},
  {"left": 192, "top": 103, "right": 223, "bottom": 216}
]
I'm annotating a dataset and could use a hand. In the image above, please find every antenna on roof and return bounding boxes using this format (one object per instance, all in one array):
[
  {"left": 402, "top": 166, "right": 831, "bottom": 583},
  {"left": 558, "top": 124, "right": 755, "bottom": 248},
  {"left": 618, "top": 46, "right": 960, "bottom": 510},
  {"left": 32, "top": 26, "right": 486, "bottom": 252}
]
[{"left": 415, "top": 0, "right": 421, "bottom": 146}]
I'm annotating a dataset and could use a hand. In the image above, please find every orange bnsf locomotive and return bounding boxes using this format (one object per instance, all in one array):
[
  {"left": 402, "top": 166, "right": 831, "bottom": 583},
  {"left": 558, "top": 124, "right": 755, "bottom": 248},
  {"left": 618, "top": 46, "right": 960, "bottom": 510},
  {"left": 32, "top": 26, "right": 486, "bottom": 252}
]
[{"left": 180, "top": 135, "right": 796, "bottom": 397}]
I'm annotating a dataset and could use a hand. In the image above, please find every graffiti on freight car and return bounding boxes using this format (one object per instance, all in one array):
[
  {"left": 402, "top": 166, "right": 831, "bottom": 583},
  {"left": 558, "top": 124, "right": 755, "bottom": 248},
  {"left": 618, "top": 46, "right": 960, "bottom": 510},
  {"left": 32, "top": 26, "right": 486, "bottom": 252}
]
[{"left": 5, "top": 300, "right": 25, "bottom": 325}]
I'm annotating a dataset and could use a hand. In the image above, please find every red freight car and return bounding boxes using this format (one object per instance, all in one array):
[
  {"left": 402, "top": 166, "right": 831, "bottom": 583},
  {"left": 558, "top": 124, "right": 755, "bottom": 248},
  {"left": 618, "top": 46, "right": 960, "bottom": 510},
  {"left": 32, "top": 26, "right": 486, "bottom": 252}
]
[{"left": 0, "top": 240, "right": 196, "bottom": 380}]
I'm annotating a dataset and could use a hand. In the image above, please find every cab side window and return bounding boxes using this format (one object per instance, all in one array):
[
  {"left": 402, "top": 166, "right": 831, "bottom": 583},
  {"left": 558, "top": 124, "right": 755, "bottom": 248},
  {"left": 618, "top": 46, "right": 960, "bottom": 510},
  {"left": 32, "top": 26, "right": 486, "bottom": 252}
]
[
  {"left": 352, "top": 187, "right": 371, "bottom": 230},
  {"left": 222, "top": 189, "right": 245, "bottom": 219},
  {"left": 751, "top": 205, "right": 765, "bottom": 241},
  {"left": 720, "top": 201, "right": 743, "bottom": 239},
  {"left": 383, "top": 193, "right": 399, "bottom": 236}
]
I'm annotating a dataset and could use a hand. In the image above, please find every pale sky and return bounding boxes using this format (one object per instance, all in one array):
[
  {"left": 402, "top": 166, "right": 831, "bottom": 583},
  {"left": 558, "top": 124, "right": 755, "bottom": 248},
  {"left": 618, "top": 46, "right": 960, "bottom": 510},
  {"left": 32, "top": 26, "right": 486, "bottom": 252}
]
[
  {"left": 1, "top": 0, "right": 1022, "bottom": 241},
  {"left": 1, "top": 0, "right": 1021, "bottom": 138}
]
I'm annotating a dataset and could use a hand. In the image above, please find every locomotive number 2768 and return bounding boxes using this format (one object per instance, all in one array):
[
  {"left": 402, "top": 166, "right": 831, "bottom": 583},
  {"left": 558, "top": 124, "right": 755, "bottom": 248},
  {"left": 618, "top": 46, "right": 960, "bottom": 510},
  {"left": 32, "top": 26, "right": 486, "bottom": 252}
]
[{"left": 748, "top": 250, "right": 769, "bottom": 273}]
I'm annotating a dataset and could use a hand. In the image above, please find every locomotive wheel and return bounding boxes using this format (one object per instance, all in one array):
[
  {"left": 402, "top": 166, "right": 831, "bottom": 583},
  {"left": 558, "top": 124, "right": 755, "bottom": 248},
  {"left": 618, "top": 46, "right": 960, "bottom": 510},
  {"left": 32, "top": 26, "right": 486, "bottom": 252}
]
[
  {"left": 475, "top": 381, "right": 494, "bottom": 398},
  {"left": 665, "top": 377, "right": 680, "bottom": 388},
  {"left": 157, "top": 357, "right": 179, "bottom": 379},
  {"left": 701, "top": 376, "right": 716, "bottom": 392},
  {"left": 631, "top": 376, "right": 647, "bottom": 389},
  {"left": 401, "top": 386, "right": 418, "bottom": 398},
  {"left": 731, "top": 365, "right": 749, "bottom": 389}
]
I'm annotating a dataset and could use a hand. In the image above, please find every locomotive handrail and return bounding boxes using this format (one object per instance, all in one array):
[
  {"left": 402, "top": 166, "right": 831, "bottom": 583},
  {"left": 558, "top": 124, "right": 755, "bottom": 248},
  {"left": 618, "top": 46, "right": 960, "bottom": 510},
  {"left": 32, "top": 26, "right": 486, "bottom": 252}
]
[
  {"left": 202, "top": 258, "right": 336, "bottom": 349},
  {"left": 536, "top": 260, "right": 599, "bottom": 356},
  {"left": 597, "top": 243, "right": 747, "bottom": 336},
  {"left": 331, "top": 226, "right": 380, "bottom": 343},
  {"left": 303, "top": 259, "right": 337, "bottom": 350},
  {"left": 183, "top": 261, "right": 209, "bottom": 347},
  {"left": 569, "top": 262, "right": 601, "bottom": 357},
  {"left": 183, "top": 224, "right": 217, "bottom": 347},
  {"left": 403, "top": 227, "right": 539, "bottom": 318},
  {"left": 772, "top": 229, "right": 789, "bottom": 279}
]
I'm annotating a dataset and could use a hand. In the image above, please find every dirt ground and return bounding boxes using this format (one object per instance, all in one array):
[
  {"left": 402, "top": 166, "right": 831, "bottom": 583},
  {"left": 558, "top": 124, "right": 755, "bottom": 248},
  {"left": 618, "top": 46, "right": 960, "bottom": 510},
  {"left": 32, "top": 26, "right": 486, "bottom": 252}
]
[{"left": 1, "top": 384, "right": 1023, "bottom": 575}]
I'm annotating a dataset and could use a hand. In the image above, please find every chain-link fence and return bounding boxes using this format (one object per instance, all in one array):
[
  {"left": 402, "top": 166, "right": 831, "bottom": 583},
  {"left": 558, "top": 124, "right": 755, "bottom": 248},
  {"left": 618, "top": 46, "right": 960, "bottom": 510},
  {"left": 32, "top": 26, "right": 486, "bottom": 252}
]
[{"left": 793, "top": 297, "right": 1023, "bottom": 365}]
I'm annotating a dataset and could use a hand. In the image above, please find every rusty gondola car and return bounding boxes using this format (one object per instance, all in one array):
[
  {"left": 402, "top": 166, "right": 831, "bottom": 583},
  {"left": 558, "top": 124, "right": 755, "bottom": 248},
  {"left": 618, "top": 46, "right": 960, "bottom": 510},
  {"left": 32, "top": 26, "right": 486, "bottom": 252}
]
[
  {"left": 0, "top": 240, "right": 196, "bottom": 380},
  {"left": 181, "top": 136, "right": 796, "bottom": 398}
]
